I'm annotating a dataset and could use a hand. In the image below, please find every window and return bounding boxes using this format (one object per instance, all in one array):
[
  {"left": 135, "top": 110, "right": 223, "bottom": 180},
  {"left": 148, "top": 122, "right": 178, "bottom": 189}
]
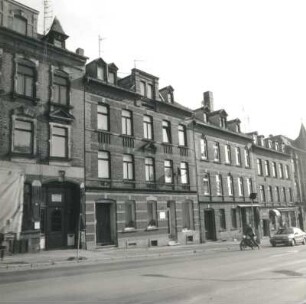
[
  {"left": 54, "top": 39, "right": 63, "bottom": 48},
  {"left": 238, "top": 177, "right": 244, "bottom": 197},
  {"left": 275, "top": 186, "right": 280, "bottom": 202},
  {"left": 97, "top": 66, "right": 104, "bottom": 81},
  {"left": 275, "top": 142, "right": 279, "bottom": 151},
  {"left": 13, "top": 119, "right": 33, "bottom": 154},
  {"left": 53, "top": 73, "right": 69, "bottom": 106},
  {"left": 98, "top": 151, "right": 110, "bottom": 178},
  {"left": 182, "top": 201, "right": 194, "bottom": 230},
  {"left": 235, "top": 147, "right": 241, "bottom": 166},
  {"left": 200, "top": 137, "right": 208, "bottom": 160},
  {"left": 125, "top": 201, "right": 136, "bottom": 229},
  {"left": 147, "top": 200, "right": 157, "bottom": 227},
  {"left": 145, "top": 158, "right": 155, "bottom": 182},
  {"left": 282, "top": 187, "right": 286, "bottom": 202},
  {"left": 178, "top": 125, "right": 187, "bottom": 146},
  {"left": 231, "top": 208, "right": 237, "bottom": 229},
  {"left": 268, "top": 186, "right": 273, "bottom": 202},
  {"left": 289, "top": 188, "right": 293, "bottom": 201},
  {"left": 143, "top": 115, "right": 153, "bottom": 139},
  {"left": 216, "top": 174, "right": 223, "bottom": 196},
  {"left": 122, "top": 110, "right": 132, "bottom": 136},
  {"left": 268, "top": 140, "right": 272, "bottom": 148},
  {"left": 213, "top": 142, "right": 220, "bottom": 162},
  {"left": 140, "top": 81, "right": 146, "bottom": 96},
  {"left": 108, "top": 72, "right": 115, "bottom": 84},
  {"left": 285, "top": 165, "right": 290, "bottom": 179},
  {"left": 265, "top": 160, "right": 270, "bottom": 176},
  {"left": 225, "top": 145, "right": 231, "bottom": 164},
  {"left": 147, "top": 84, "right": 154, "bottom": 99},
  {"left": 259, "top": 185, "right": 265, "bottom": 202},
  {"left": 97, "top": 105, "right": 109, "bottom": 131},
  {"left": 167, "top": 93, "right": 172, "bottom": 103},
  {"left": 164, "top": 160, "right": 173, "bottom": 184},
  {"left": 17, "top": 61, "right": 35, "bottom": 98},
  {"left": 244, "top": 148, "right": 250, "bottom": 168},
  {"left": 246, "top": 178, "right": 253, "bottom": 196},
  {"left": 180, "top": 162, "right": 189, "bottom": 184},
  {"left": 227, "top": 175, "right": 234, "bottom": 196},
  {"left": 123, "top": 154, "right": 134, "bottom": 180},
  {"left": 203, "top": 112, "right": 208, "bottom": 123},
  {"left": 257, "top": 159, "right": 263, "bottom": 175},
  {"left": 219, "top": 209, "right": 226, "bottom": 230},
  {"left": 279, "top": 164, "right": 284, "bottom": 179},
  {"left": 236, "top": 124, "right": 241, "bottom": 133},
  {"left": 51, "top": 126, "right": 68, "bottom": 158},
  {"left": 203, "top": 173, "right": 210, "bottom": 195},
  {"left": 162, "top": 120, "right": 171, "bottom": 143},
  {"left": 13, "top": 15, "right": 27, "bottom": 35},
  {"left": 272, "top": 162, "right": 277, "bottom": 177},
  {"left": 220, "top": 117, "right": 226, "bottom": 128}
]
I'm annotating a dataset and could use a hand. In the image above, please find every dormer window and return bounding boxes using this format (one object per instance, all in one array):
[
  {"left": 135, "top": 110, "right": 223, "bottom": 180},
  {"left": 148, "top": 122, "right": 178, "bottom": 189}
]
[
  {"left": 13, "top": 15, "right": 27, "bottom": 35},
  {"left": 140, "top": 81, "right": 146, "bottom": 96},
  {"left": 54, "top": 38, "right": 63, "bottom": 48},
  {"left": 167, "top": 93, "right": 172, "bottom": 103},
  {"left": 203, "top": 112, "right": 208, "bottom": 123},
  {"left": 252, "top": 135, "right": 257, "bottom": 144},
  {"left": 220, "top": 117, "right": 226, "bottom": 128},
  {"left": 236, "top": 124, "right": 240, "bottom": 132},
  {"left": 268, "top": 140, "right": 272, "bottom": 148},
  {"left": 108, "top": 72, "right": 115, "bottom": 84},
  {"left": 147, "top": 84, "right": 154, "bottom": 99},
  {"left": 275, "top": 142, "right": 279, "bottom": 151},
  {"left": 97, "top": 66, "right": 105, "bottom": 81}
]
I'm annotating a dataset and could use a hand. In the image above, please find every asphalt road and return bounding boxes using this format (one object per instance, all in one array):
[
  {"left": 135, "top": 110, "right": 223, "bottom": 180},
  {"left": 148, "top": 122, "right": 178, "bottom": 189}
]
[{"left": 0, "top": 244, "right": 306, "bottom": 304}]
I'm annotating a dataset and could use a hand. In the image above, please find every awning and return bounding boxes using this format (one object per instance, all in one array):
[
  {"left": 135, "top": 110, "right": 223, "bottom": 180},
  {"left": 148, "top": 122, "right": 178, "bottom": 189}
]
[
  {"left": 238, "top": 204, "right": 260, "bottom": 208},
  {"left": 269, "top": 209, "right": 281, "bottom": 217}
]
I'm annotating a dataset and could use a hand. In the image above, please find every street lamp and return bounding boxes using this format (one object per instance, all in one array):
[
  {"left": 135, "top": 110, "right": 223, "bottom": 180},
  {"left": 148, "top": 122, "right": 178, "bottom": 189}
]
[{"left": 249, "top": 193, "right": 257, "bottom": 227}]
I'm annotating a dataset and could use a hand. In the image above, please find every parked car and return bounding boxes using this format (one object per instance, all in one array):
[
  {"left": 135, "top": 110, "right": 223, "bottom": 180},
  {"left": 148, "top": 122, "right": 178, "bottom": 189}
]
[{"left": 270, "top": 227, "right": 306, "bottom": 247}]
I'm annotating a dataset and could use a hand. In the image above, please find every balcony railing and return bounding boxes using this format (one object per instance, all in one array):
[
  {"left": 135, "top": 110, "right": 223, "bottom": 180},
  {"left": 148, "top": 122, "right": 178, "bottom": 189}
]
[
  {"left": 97, "top": 131, "right": 111, "bottom": 144},
  {"left": 122, "top": 136, "right": 134, "bottom": 148},
  {"left": 162, "top": 144, "right": 173, "bottom": 154},
  {"left": 179, "top": 146, "right": 188, "bottom": 157}
]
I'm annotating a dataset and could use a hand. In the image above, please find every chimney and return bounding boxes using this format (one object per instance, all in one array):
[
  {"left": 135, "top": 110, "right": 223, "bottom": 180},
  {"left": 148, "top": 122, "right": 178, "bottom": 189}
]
[
  {"left": 202, "top": 91, "right": 214, "bottom": 112},
  {"left": 76, "top": 48, "right": 84, "bottom": 56}
]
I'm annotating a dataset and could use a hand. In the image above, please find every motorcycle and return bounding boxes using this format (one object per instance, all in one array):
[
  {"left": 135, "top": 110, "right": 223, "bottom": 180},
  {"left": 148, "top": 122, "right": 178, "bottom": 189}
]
[{"left": 240, "top": 235, "right": 260, "bottom": 250}]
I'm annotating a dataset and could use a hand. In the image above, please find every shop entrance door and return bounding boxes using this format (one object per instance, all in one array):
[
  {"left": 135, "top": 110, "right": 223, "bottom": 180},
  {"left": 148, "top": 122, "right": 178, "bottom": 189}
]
[{"left": 46, "top": 207, "right": 65, "bottom": 249}]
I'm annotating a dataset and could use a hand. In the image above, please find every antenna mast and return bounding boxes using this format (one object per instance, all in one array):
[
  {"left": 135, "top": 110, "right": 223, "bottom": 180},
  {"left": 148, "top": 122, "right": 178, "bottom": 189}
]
[
  {"left": 43, "top": 0, "right": 53, "bottom": 35},
  {"left": 98, "top": 35, "right": 106, "bottom": 58}
]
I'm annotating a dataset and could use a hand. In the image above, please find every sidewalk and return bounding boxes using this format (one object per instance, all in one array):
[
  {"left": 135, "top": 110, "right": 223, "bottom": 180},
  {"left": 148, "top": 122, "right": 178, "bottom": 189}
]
[{"left": 0, "top": 238, "right": 270, "bottom": 273}]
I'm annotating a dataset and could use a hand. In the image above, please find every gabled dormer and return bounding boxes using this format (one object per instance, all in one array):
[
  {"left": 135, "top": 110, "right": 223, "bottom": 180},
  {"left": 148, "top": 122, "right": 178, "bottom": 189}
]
[
  {"left": 208, "top": 109, "right": 228, "bottom": 128},
  {"left": 227, "top": 119, "right": 241, "bottom": 133},
  {"left": 159, "top": 86, "right": 174, "bottom": 103},
  {"left": 247, "top": 131, "right": 258, "bottom": 145},
  {"left": 193, "top": 106, "right": 210, "bottom": 123},
  {"left": 86, "top": 58, "right": 118, "bottom": 84},
  {"left": 42, "top": 17, "right": 69, "bottom": 48}
]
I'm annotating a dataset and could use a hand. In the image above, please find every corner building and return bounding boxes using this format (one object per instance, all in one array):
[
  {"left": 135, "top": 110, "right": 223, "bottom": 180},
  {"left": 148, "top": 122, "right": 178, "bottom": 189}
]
[
  {"left": 0, "top": 0, "right": 87, "bottom": 251},
  {"left": 84, "top": 60, "right": 200, "bottom": 249}
]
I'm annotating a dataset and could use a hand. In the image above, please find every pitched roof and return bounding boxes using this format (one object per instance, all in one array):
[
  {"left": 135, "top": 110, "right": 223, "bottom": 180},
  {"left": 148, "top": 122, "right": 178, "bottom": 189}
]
[
  {"left": 48, "top": 17, "right": 69, "bottom": 38},
  {"left": 294, "top": 124, "right": 306, "bottom": 150}
]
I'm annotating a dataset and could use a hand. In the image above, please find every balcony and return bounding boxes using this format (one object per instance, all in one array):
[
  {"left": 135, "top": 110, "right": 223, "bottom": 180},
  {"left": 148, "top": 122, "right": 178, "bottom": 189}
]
[
  {"left": 122, "top": 136, "right": 134, "bottom": 148},
  {"left": 162, "top": 144, "right": 173, "bottom": 154},
  {"left": 97, "top": 131, "right": 111, "bottom": 145},
  {"left": 179, "top": 146, "right": 188, "bottom": 157}
]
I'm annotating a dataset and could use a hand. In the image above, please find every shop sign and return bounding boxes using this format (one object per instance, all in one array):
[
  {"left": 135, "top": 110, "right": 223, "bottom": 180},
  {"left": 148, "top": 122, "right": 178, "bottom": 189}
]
[{"left": 51, "top": 194, "right": 62, "bottom": 202}]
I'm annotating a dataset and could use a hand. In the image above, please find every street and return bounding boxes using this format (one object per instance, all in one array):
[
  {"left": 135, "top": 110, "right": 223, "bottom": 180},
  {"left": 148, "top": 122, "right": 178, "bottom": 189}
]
[{"left": 0, "top": 244, "right": 306, "bottom": 304}]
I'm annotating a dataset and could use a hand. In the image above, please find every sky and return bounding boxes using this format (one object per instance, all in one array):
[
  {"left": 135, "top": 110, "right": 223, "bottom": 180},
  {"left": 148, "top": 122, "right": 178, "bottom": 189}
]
[{"left": 19, "top": 0, "right": 306, "bottom": 139}]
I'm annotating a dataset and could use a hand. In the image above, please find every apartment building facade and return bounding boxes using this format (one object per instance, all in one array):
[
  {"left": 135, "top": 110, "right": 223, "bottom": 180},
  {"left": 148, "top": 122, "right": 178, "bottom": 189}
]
[
  {"left": 0, "top": 0, "right": 87, "bottom": 252},
  {"left": 84, "top": 60, "right": 200, "bottom": 249}
]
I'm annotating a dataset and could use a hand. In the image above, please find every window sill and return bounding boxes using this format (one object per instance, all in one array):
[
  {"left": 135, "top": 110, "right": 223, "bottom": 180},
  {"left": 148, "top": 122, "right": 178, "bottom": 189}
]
[
  {"left": 49, "top": 157, "right": 72, "bottom": 167},
  {"left": 13, "top": 92, "right": 39, "bottom": 103},
  {"left": 10, "top": 153, "right": 36, "bottom": 162},
  {"left": 50, "top": 102, "right": 73, "bottom": 110},
  {"left": 146, "top": 226, "right": 158, "bottom": 231},
  {"left": 122, "top": 227, "right": 136, "bottom": 233}
]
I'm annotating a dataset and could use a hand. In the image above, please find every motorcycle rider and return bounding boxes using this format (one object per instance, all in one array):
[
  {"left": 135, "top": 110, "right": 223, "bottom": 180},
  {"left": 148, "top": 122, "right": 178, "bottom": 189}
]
[{"left": 245, "top": 224, "right": 258, "bottom": 248}]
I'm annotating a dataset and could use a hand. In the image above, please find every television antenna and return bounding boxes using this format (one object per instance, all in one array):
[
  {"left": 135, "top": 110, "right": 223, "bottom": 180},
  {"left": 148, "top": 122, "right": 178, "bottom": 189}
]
[
  {"left": 98, "top": 35, "right": 107, "bottom": 58},
  {"left": 43, "top": 0, "right": 53, "bottom": 34}
]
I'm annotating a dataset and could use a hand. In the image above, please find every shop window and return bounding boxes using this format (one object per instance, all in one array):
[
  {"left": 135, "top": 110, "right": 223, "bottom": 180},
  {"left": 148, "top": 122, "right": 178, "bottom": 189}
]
[
  {"left": 219, "top": 209, "right": 226, "bottom": 230},
  {"left": 125, "top": 201, "right": 136, "bottom": 229},
  {"left": 182, "top": 201, "right": 194, "bottom": 230},
  {"left": 147, "top": 200, "right": 157, "bottom": 228}
]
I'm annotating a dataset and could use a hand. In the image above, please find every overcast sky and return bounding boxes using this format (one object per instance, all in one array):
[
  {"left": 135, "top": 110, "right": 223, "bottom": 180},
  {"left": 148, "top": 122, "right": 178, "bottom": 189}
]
[{"left": 20, "top": 0, "right": 306, "bottom": 139}]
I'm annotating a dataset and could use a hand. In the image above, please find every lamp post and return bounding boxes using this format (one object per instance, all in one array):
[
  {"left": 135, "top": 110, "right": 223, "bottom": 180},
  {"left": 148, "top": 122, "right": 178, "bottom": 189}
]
[{"left": 249, "top": 193, "right": 257, "bottom": 227}]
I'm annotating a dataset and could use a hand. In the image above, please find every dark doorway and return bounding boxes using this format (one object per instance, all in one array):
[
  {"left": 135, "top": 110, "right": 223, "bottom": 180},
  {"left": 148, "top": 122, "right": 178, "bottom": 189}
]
[
  {"left": 167, "top": 201, "right": 177, "bottom": 241},
  {"left": 241, "top": 208, "right": 247, "bottom": 233},
  {"left": 262, "top": 219, "right": 270, "bottom": 237},
  {"left": 47, "top": 207, "right": 65, "bottom": 249},
  {"left": 204, "top": 209, "right": 216, "bottom": 241},
  {"left": 96, "top": 203, "right": 112, "bottom": 245}
]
